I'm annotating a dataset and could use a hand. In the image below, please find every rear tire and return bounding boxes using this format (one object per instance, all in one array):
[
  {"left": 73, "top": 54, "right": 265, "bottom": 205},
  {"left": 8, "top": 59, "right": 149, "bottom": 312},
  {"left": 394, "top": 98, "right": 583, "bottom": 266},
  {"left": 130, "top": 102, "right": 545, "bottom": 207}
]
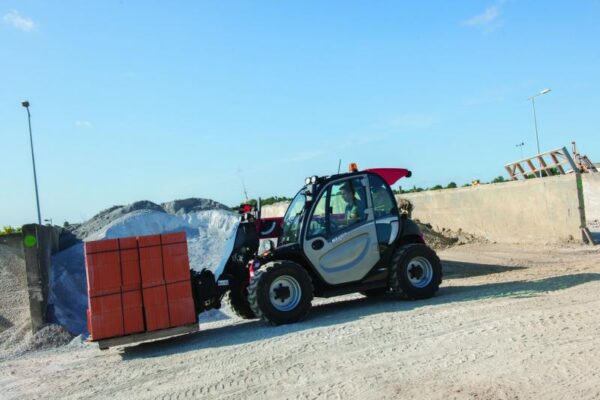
[
  {"left": 247, "top": 260, "right": 314, "bottom": 325},
  {"left": 389, "top": 244, "right": 442, "bottom": 299}
]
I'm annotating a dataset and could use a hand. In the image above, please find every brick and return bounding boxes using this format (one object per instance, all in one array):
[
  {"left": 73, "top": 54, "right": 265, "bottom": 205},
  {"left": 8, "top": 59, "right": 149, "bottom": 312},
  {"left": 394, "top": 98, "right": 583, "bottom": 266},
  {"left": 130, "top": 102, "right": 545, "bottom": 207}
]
[
  {"left": 88, "top": 293, "right": 124, "bottom": 340},
  {"left": 119, "top": 246, "right": 141, "bottom": 291},
  {"left": 85, "top": 238, "right": 119, "bottom": 254},
  {"left": 122, "top": 290, "right": 145, "bottom": 335},
  {"left": 161, "top": 232, "right": 187, "bottom": 245},
  {"left": 162, "top": 242, "right": 190, "bottom": 283},
  {"left": 166, "top": 280, "right": 197, "bottom": 327},
  {"left": 142, "top": 285, "right": 170, "bottom": 331},
  {"left": 85, "top": 248, "right": 121, "bottom": 297},
  {"left": 139, "top": 240, "right": 164, "bottom": 288}
]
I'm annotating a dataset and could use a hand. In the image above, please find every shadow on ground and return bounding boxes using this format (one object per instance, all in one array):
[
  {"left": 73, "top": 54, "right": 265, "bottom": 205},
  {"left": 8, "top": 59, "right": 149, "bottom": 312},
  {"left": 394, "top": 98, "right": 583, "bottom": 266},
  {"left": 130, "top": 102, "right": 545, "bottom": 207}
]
[
  {"left": 119, "top": 261, "right": 600, "bottom": 360},
  {"left": 442, "top": 260, "right": 525, "bottom": 279},
  {"left": 0, "top": 315, "right": 13, "bottom": 333}
]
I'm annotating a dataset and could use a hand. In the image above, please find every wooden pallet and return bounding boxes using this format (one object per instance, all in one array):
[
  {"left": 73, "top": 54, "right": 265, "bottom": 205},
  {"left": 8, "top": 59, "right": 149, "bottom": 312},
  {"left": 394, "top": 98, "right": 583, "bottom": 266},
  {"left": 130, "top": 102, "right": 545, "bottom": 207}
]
[{"left": 95, "top": 323, "right": 199, "bottom": 350}]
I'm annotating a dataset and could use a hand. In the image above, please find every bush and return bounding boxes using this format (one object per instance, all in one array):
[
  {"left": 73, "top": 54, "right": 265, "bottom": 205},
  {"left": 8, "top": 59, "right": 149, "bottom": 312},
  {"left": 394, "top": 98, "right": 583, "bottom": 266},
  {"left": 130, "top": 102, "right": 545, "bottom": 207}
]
[{"left": 1, "top": 226, "right": 21, "bottom": 235}]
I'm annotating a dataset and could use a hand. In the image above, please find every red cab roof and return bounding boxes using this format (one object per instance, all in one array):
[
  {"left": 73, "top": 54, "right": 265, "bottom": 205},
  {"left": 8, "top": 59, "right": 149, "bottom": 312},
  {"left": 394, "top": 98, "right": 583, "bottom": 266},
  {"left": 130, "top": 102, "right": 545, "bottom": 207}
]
[{"left": 365, "top": 168, "right": 412, "bottom": 186}]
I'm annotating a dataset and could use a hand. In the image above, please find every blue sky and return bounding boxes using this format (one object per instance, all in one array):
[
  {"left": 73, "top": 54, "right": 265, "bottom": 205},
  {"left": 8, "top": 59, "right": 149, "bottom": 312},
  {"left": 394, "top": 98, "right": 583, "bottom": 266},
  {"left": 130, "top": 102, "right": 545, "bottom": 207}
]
[{"left": 2, "top": 1, "right": 600, "bottom": 227}]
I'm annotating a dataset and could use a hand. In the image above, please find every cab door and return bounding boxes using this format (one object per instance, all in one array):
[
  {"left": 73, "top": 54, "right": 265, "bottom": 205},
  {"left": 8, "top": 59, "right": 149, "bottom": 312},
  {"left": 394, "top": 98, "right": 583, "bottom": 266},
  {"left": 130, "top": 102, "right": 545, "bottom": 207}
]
[
  {"left": 303, "top": 176, "right": 380, "bottom": 285},
  {"left": 369, "top": 174, "right": 401, "bottom": 254}
]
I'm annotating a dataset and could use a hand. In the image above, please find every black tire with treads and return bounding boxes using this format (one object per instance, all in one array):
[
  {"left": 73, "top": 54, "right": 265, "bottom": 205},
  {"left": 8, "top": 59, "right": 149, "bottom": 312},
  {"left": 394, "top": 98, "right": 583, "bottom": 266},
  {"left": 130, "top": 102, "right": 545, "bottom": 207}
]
[
  {"left": 388, "top": 244, "right": 442, "bottom": 300},
  {"left": 225, "top": 276, "right": 256, "bottom": 319},
  {"left": 247, "top": 260, "right": 314, "bottom": 325}
]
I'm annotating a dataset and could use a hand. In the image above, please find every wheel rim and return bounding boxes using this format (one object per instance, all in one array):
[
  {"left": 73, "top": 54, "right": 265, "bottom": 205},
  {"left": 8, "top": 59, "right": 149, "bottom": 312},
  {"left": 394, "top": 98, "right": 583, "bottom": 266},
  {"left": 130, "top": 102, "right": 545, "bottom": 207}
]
[
  {"left": 406, "top": 256, "right": 433, "bottom": 288},
  {"left": 269, "top": 275, "right": 302, "bottom": 312}
]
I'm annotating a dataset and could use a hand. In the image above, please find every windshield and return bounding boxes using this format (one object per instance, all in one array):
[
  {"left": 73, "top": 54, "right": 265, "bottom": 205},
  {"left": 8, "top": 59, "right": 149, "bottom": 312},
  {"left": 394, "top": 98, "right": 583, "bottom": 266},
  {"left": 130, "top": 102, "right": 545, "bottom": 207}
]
[{"left": 279, "top": 190, "right": 306, "bottom": 245}]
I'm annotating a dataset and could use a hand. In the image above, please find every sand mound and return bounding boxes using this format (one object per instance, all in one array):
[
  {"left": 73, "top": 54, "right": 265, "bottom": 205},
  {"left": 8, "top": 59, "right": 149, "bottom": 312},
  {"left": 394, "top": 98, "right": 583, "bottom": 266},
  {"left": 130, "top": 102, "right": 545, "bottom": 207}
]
[
  {"left": 22, "top": 324, "right": 74, "bottom": 351},
  {"left": 0, "top": 244, "right": 29, "bottom": 334},
  {"left": 67, "top": 198, "right": 230, "bottom": 241},
  {"left": 161, "top": 198, "right": 230, "bottom": 215},
  {"left": 416, "top": 221, "right": 487, "bottom": 250}
]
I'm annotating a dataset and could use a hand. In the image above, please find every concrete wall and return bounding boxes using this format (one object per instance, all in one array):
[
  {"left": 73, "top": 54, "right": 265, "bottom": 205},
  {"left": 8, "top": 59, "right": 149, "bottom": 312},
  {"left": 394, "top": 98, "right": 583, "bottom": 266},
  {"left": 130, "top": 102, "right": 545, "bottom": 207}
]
[
  {"left": 0, "top": 233, "right": 23, "bottom": 255},
  {"left": 398, "top": 174, "right": 584, "bottom": 243},
  {"left": 22, "top": 224, "right": 60, "bottom": 333},
  {"left": 262, "top": 202, "right": 290, "bottom": 218},
  {"left": 582, "top": 172, "right": 600, "bottom": 224}
]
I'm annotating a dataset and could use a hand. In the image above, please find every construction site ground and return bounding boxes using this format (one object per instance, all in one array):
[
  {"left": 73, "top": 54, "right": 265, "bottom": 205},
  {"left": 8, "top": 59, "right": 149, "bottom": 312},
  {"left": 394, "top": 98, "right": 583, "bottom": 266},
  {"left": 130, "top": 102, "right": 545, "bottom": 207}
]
[{"left": 2, "top": 242, "right": 600, "bottom": 400}]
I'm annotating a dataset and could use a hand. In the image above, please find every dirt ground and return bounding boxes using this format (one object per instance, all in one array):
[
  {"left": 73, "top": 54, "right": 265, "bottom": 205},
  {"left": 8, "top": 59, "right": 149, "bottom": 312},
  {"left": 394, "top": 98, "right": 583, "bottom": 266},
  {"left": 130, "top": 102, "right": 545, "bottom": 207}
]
[{"left": 1, "top": 242, "right": 600, "bottom": 400}]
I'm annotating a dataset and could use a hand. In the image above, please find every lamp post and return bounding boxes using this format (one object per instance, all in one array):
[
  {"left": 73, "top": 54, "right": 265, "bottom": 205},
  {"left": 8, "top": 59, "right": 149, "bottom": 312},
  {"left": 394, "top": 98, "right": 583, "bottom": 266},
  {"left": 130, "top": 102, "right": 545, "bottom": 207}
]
[
  {"left": 21, "top": 101, "right": 42, "bottom": 225},
  {"left": 527, "top": 88, "right": 551, "bottom": 154}
]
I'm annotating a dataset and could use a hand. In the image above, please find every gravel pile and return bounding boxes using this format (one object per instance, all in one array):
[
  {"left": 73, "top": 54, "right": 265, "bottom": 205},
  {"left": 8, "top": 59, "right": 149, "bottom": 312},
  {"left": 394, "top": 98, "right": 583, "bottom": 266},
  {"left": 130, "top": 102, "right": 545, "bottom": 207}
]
[
  {"left": 67, "top": 198, "right": 229, "bottom": 241},
  {"left": 21, "top": 324, "right": 74, "bottom": 351},
  {"left": 0, "top": 245, "right": 28, "bottom": 335},
  {"left": 416, "top": 222, "right": 488, "bottom": 250},
  {"left": 161, "top": 198, "right": 230, "bottom": 215}
]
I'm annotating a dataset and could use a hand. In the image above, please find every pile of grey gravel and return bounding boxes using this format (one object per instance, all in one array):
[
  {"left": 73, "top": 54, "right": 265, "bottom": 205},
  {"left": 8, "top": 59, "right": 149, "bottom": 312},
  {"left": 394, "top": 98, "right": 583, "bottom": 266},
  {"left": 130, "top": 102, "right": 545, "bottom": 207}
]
[
  {"left": 416, "top": 222, "right": 488, "bottom": 250},
  {"left": 66, "top": 198, "right": 229, "bottom": 242}
]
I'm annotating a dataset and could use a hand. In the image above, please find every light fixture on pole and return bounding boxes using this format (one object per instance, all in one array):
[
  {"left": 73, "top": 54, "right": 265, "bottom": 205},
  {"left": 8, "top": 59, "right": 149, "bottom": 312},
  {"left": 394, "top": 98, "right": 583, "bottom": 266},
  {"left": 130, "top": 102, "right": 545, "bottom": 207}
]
[
  {"left": 527, "top": 88, "right": 551, "bottom": 154},
  {"left": 21, "top": 101, "right": 42, "bottom": 225}
]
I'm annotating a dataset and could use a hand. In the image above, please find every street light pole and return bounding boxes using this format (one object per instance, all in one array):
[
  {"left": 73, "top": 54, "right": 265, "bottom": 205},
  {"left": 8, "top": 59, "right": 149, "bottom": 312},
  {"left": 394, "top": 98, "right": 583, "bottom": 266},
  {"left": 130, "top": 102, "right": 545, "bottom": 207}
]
[
  {"left": 21, "top": 101, "right": 42, "bottom": 225},
  {"left": 527, "top": 88, "right": 551, "bottom": 155}
]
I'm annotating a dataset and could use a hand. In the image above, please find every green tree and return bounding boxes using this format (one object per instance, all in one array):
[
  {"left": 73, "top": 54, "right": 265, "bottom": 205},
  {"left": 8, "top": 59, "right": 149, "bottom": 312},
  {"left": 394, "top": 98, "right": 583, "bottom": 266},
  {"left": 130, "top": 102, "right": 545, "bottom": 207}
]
[
  {"left": 1, "top": 226, "right": 21, "bottom": 235},
  {"left": 492, "top": 175, "right": 506, "bottom": 183},
  {"left": 446, "top": 182, "right": 457, "bottom": 189}
]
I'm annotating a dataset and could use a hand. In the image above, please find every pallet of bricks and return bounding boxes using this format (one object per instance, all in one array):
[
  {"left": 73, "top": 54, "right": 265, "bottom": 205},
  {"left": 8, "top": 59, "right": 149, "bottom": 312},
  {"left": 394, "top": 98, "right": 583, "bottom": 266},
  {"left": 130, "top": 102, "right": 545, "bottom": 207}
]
[{"left": 85, "top": 232, "right": 198, "bottom": 346}]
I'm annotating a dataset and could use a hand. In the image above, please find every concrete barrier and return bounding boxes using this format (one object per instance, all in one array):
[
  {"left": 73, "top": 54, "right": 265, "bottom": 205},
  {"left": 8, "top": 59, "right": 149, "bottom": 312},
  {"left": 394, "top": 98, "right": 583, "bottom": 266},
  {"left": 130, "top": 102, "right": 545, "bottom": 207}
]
[
  {"left": 0, "top": 233, "right": 23, "bottom": 256},
  {"left": 582, "top": 172, "right": 600, "bottom": 224},
  {"left": 262, "top": 202, "right": 290, "bottom": 218},
  {"left": 398, "top": 174, "right": 585, "bottom": 243},
  {"left": 21, "top": 224, "right": 60, "bottom": 333}
]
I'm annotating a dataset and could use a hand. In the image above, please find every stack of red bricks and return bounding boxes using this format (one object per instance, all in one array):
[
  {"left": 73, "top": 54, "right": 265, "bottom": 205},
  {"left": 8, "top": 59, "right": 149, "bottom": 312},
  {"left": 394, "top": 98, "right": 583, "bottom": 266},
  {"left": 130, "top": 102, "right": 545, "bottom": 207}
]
[{"left": 85, "top": 232, "right": 197, "bottom": 341}]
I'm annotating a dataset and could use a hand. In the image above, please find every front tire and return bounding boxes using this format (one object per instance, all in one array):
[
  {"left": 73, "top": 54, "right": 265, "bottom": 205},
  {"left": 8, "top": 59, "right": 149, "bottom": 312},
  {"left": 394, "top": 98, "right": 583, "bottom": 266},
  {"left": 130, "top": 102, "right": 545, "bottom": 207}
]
[
  {"left": 225, "top": 276, "right": 256, "bottom": 319},
  {"left": 247, "top": 261, "right": 314, "bottom": 325},
  {"left": 389, "top": 244, "right": 442, "bottom": 299}
]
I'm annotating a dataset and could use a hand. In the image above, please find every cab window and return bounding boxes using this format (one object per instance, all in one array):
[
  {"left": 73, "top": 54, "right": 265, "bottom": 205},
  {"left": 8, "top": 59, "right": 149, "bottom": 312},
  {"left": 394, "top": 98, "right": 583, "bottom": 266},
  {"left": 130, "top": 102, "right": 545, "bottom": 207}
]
[
  {"left": 328, "top": 178, "right": 368, "bottom": 235},
  {"left": 307, "top": 189, "right": 328, "bottom": 239},
  {"left": 369, "top": 175, "right": 396, "bottom": 219}
]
